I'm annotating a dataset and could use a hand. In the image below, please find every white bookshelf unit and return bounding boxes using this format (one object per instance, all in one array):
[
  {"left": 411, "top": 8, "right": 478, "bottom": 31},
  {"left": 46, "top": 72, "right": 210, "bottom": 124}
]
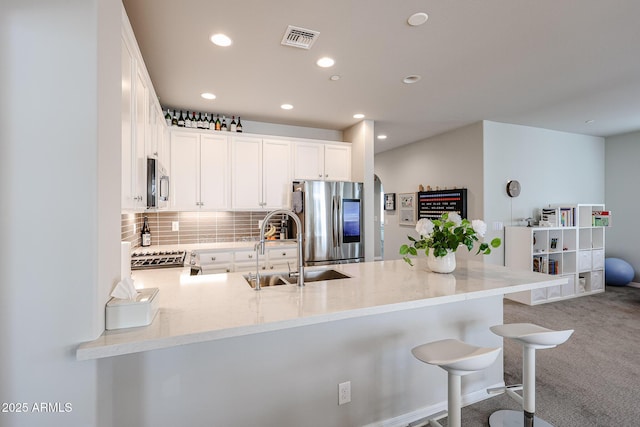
[{"left": 505, "top": 204, "right": 608, "bottom": 305}]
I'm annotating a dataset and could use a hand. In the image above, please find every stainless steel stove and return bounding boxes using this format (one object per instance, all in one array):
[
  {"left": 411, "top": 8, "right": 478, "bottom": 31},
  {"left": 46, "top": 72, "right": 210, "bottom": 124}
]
[{"left": 131, "top": 250, "right": 186, "bottom": 270}]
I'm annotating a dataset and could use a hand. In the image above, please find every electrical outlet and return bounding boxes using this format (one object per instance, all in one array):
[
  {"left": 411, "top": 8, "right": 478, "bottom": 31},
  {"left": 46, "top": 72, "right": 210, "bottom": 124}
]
[
  {"left": 133, "top": 224, "right": 137, "bottom": 234},
  {"left": 338, "top": 381, "right": 351, "bottom": 405},
  {"left": 258, "top": 220, "right": 264, "bottom": 229},
  {"left": 172, "top": 221, "right": 180, "bottom": 231}
]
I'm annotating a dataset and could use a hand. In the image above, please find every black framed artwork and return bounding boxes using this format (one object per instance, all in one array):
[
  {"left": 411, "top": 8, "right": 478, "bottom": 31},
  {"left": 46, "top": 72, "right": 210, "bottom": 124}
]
[{"left": 384, "top": 193, "right": 396, "bottom": 211}]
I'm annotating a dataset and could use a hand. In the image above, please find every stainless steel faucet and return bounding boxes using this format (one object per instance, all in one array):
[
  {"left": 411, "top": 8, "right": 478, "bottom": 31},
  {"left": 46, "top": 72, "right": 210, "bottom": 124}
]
[{"left": 254, "top": 209, "right": 304, "bottom": 290}]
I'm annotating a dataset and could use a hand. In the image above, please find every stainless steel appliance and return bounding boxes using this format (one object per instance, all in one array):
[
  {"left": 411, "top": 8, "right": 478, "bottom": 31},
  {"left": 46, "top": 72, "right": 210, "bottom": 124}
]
[
  {"left": 131, "top": 250, "right": 186, "bottom": 270},
  {"left": 292, "top": 180, "right": 364, "bottom": 266},
  {"left": 147, "top": 157, "right": 169, "bottom": 209}
]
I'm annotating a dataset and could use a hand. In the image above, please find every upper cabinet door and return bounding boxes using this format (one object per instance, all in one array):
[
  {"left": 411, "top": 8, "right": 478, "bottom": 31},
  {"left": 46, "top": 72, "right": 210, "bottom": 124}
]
[
  {"left": 200, "top": 134, "right": 230, "bottom": 210},
  {"left": 170, "top": 131, "right": 200, "bottom": 211},
  {"left": 121, "top": 36, "right": 135, "bottom": 210},
  {"left": 293, "top": 142, "right": 324, "bottom": 180},
  {"left": 324, "top": 144, "right": 351, "bottom": 181},
  {"left": 262, "top": 139, "right": 292, "bottom": 209},
  {"left": 231, "top": 136, "right": 263, "bottom": 209}
]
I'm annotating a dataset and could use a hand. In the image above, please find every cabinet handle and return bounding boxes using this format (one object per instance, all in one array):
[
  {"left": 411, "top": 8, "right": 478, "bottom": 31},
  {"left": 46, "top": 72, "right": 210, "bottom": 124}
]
[
  {"left": 325, "top": 174, "right": 328, "bottom": 177},
  {"left": 248, "top": 254, "right": 253, "bottom": 259},
  {"left": 318, "top": 174, "right": 322, "bottom": 177},
  {"left": 211, "top": 257, "right": 216, "bottom": 261},
  {"left": 282, "top": 252, "right": 286, "bottom": 256}
]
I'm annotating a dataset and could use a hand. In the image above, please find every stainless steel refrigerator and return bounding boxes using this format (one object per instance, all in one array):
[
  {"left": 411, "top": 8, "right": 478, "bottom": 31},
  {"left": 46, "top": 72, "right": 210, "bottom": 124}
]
[{"left": 292, "top": 180, "right": 364, "bottom": 266}]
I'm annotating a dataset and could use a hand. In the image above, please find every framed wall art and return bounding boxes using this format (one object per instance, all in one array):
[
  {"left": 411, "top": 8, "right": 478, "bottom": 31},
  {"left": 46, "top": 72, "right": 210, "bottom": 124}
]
[
  {"left": 384, "top": 193, "right": 396, "bottom": 211},
  {"left": 398, "top": 192, "right": 416, "bottom": 226}
]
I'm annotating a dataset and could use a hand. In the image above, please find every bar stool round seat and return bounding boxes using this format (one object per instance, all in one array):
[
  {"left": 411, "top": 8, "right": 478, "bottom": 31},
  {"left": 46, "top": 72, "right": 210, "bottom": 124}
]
[
  {"left": 488, "top": 323, "right": 574, "bottom": 427},
  {"left": 412, "top": 339, "right": 501, "bottom": 427}
]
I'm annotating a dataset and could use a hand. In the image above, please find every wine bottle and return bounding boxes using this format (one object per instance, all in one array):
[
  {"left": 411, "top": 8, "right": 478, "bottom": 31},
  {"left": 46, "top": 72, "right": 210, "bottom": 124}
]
[
  {"left": 177, "top": 110, "right": 185, "bottom": 127},
  {"left": 141, "top": 216, "right": 151, "bottom": 247},
  {"left": 196, "top": 112, "right": 202, "bottom": 129},
  {"left": 165, "top": 109, "right": 172, "bottom": 126},
  {"left": 221, "top": 115, "right": 227, "bottom": 131},
  {"left": 208, "top": 113, "right": 214, "bottom": 130},
  {"left": 185, "top": 111, "right": 192, "bottom": 128},
  {"left": 236, "top": 116, "right": 243, "bottom": 133},
  {"left": 171, "top": 110, "right": 178, "bottom": 126},
  {"left": 215, "top": 114, "right": 221, "bottom": 131},
  {"left": 192, "top": 111, "right": 197, "bottom": 128},
  {"left": 230, "top": 116, "right": 237, "bottom": 132}
]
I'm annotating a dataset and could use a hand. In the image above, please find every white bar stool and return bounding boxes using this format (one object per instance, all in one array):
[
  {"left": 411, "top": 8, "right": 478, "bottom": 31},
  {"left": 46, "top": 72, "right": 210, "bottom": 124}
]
[
  {"left": 412, "top": 339, "right": 502, "bottom": 427},
  {"left": 488, "top": 323, "right": 574, "bottom": 427}
]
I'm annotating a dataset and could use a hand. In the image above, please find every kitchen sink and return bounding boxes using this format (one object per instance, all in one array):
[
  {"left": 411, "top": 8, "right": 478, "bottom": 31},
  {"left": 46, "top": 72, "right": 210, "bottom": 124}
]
[
  {"left": 243, "top": 269, "right": 350, "bottom": 288},
  {"left": 243, "top": 273, "right": 289, "bottom": 288},
  {"left": 302, "top": 269, "right": 350, "bottom": 282}
]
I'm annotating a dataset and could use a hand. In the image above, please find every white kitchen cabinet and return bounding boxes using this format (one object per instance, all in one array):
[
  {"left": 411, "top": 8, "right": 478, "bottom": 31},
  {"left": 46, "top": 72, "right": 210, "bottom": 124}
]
[
  {"left": 266, "top": 246, "right": 298, "bottom": 271},
  {"left": 121, "top": 33, "right": 147, "bottom": 210},
  {"left": 121, "top": 9, "right": 166, "bottom": 211},
  {"left": 293, "top": 141, "right": 351, "bottom": 181},
  {"left": 121, "top": 34, "right": 135, "bottom": 210},
  {"left": 230, "top": 136, "right": 292, "bottom": 210},
  {"left": 170, "top": 130, "right": 229, "bottom": 210}
]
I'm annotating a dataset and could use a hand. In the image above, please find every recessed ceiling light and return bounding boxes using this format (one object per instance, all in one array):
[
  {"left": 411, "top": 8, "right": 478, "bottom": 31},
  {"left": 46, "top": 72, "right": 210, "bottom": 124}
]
[
  {"left": 353, "top": 113, "right": 365, "bottom": 119},
  {"left": 201, "top": 92, "right": 216, "bottom": 100},
  {"left": 210, "top": 33, "right": 232, "bottom": 47},
  {"left": 408, "top": 12, "right": 429, "bottom": 26},
  {"left": 377, "top": 135, "right": 388, "bottom": 140},
  {"left": 330, "top": 75, "right": 341, "bottom": 81},
  {"left": 316, "top": 57, "right": 335, "bottom": 68},
  {"left": 281, "top": 104, "right": 294, "bottom": 110},
  {"left": 403, "top": 74, "right": 422, "bottom": 84},
  {"left": 585, "top": 119, "right": 596, "bottom": 124}
]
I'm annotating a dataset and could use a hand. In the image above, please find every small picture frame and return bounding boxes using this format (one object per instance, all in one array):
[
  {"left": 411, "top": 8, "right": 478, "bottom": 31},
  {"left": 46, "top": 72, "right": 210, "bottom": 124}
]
[
  {"left": 384, "top": 193, "right": 396, "bottom": 211},
  {"left": 398, "top": 193, "right": 416, "bottom": 226}
]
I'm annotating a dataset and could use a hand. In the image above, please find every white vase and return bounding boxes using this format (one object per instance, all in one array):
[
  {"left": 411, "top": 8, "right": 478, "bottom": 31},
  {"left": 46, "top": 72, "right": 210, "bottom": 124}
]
[{"left": 427, "top": 250, "right": 456, "bottom": 273}]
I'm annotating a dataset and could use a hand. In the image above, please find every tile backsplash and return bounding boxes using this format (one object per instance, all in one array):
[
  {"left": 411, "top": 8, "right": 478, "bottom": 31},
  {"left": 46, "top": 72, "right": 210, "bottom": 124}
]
[{"left": 121, "top": 211, "right": 277, "bottom": 248}]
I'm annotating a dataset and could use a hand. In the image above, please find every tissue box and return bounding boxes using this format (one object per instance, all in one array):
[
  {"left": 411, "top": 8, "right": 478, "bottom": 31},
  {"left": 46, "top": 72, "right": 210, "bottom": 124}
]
[{"left": 105, "top": 288, "right": 159, "bottom": 330}]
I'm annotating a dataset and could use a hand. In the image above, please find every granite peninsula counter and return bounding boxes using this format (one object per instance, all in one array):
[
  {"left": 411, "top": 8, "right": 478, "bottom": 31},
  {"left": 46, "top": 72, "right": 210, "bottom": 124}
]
[{"left": 77, "top": 259, "right": 565, "bottom": 360}]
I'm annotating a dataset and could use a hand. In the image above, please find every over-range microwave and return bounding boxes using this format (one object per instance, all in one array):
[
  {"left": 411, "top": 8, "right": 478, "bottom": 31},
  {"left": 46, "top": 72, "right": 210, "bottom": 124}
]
[{"left": 147, "top": 157, "right": 169, "bottom": 209}]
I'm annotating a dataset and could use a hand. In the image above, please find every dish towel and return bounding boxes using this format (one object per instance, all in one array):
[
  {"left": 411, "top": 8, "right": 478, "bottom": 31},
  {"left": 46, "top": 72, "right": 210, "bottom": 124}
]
[{"left": 292, "top": 190, "right": 303, "bottom": 213}]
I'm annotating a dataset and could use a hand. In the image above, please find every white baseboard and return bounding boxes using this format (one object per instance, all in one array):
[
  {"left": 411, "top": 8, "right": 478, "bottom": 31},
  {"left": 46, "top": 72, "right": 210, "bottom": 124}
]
[
  {"left": 627, "top": 282, "right": 640, "bottom": 289},
  {"left": 362, "top": 381, "right": 505, "bottom": 427}
]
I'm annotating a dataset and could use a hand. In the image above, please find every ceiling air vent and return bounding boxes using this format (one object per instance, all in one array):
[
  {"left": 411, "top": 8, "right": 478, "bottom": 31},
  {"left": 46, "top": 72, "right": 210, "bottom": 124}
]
[{"left": 281, "top": 25, "right": 320, "bottom": 49}]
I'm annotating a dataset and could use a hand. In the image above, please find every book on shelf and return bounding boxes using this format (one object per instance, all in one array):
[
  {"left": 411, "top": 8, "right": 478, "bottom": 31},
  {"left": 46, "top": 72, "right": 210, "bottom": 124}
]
[
  {"left": 559, "top": 207, "right": 575, "bottom": 227},
  {"left": 592, "top": 210, "right": 611, "bottom": 227}
]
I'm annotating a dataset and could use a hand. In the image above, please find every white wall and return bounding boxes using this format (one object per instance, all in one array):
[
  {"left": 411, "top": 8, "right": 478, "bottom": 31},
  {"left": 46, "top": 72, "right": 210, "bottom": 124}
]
[
  {"left": 483, "top": 121, "right": 605, "bottom": 265},
  {"left": 0, "top": 1, "right": 121, "bottom": 426},
  {"left": 344, "top": 120, "right": 375, "bottom": 261},
  {"left": 605, "top": 130, "right": 640, "bottom": 281},
  {"left": 375, "top": 122, "right": 485, "bottom": 262}
]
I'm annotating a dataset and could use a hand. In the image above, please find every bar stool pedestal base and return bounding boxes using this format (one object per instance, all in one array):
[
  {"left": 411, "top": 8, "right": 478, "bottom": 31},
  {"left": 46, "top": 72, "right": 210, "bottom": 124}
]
[{"left": 489, "top": 409, "right": 554, "bottom": 427}]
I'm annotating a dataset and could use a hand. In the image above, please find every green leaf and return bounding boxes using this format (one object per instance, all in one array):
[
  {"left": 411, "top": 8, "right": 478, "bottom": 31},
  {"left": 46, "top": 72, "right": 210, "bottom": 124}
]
[
  {"left": 399, "top": 244, "right": 409, "bottom": 255},
  {"left": 490, "top": 238, "right": 501, "bottom": 248},
  {"left": 407, "top": 235, "right": 417, "bottom": 242},
  {"left": 408, "top": 247, "right": 417, "bottom": 256}
]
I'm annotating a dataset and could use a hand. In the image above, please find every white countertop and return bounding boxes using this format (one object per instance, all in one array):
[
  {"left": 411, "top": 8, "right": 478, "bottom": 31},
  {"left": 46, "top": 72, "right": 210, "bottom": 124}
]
[{"left": 77, "top": 259, "right": 566, "bottom": 360}]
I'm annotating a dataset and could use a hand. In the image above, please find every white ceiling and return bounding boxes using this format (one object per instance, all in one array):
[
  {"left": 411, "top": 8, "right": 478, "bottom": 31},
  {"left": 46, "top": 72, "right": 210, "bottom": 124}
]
[{"left": 123, "top": 0, "right": 640, "bottom": 153}]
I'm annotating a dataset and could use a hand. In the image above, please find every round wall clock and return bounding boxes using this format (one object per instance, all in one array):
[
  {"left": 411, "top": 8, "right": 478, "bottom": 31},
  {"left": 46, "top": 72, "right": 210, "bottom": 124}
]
[{"left": 506, "top": 180, "right": 521, "bottom": 197}]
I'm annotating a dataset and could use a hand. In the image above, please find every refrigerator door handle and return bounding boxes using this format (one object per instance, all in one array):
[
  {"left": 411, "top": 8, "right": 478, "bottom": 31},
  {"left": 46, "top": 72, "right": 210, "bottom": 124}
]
[{"left": 332, "top": 195, "right": 339, "bottom": 248}]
